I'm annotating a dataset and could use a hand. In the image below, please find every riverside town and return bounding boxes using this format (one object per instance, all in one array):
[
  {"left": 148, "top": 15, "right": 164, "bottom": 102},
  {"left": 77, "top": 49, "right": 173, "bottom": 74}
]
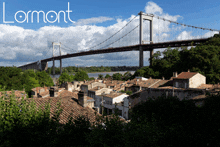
[{"left": 1, "top": 0, "right": 220, "bottom": 146}]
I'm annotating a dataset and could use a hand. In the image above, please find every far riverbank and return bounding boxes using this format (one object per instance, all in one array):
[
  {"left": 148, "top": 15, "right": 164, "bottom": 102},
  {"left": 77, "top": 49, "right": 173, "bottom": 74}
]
[{"left": 50, "top": 71, "right": 135, "bottom": 79}]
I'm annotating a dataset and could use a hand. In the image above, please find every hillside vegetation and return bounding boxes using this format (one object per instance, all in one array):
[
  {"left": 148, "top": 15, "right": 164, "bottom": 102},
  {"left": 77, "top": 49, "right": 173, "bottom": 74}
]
[
  {"left": 0, "top": 67, "right": 54, "bottom": 97},
  {"left": 133, "top": 34, "right": 220, "bottom": 84},
  {"left": 1, "top": 90, "right": 220, "bottom": 146}
]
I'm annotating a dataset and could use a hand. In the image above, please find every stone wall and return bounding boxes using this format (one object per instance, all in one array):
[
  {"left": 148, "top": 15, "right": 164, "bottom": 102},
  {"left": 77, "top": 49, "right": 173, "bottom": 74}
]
[
  {"left": 129, "top": 88, "right": 205, "bottom": 108},
  {"left": 189, "top": 73, "right": 206, "bottom": 88}
]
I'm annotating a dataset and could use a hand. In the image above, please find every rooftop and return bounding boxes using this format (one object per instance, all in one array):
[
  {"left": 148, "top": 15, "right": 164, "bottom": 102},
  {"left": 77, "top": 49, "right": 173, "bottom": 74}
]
[
  {"left": 103, "top": 92, "right": 127, "bottom": 98},
  {"left": 21, "top": 97, "right": 100, "bottom": 125},
  {"left": 89, "top": 86, "right": 105, "bottom": 92},
  {"left": 173, "top": 72, "right": 199, "bottom": 79}
]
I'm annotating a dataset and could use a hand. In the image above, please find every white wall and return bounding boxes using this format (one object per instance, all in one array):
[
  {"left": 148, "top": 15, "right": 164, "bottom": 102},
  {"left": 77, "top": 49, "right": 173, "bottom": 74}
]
[
  {"left": 112, "top": 94, "right": 129, "bottom": 104},
  {"left": 189, "top": 73, "right": 206, "bottom": 88}
]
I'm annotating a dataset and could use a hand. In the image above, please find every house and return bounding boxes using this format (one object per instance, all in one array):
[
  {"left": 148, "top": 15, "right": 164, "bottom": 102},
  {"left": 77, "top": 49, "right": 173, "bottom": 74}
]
[
  {"left": 101, "top": 92, "right": 129, "bottom": 119},
  {"left": 87, "top": 86, "right": 113, "bottom": 113},
  {"left": 62, "top": 81, "right": 84, "bottom": 92},
  {"left": 31, "top": 86, "right": 49, "bottom": 98},
  {"left": 125, "top": 77, "right": 171, "bottom": 93},
  {"left": 172, "top": 71, "right": 206, "bottom": 88},
  {"left": 80, "top": 80, "right": 106, "bottom": 95},
  {"left": 88, "top": 86, "right": 113, "bottom": 99},
  {"left": 104, "top": 80, "right": 125, "bottom": 89},
  {"left": 77, "top": 90, "right": 95, "bottom": 109},
  {"left": 31, "top": 86, "right": 65, "bottom": 98}
]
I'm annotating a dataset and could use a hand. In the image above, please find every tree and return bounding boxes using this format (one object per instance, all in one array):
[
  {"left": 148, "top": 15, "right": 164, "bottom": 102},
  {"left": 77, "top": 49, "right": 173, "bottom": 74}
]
[
  {"left": 58, "top": 72, "right": 71, "bottom": 85},
  {"left": 24, "top": 76, "right": 40, "bottom": 97},
  {"left": 132, "top": 68, "right": 146, "bottom": 78},
  {"left": 98, "top": 74, "right": 103, "bottom": 80},
  {"left": 36, "top": 71, "right": 54, "bottom": 87},
  {"left": 105, "top": 74, "right": 111, "bottom": 79},
  {"left": 112, "top": 73, "right": 122, "bottom": 80},
  {"left": 123, "top": 71, "right": 132, "bottom": 81},
  {"left": 69, "top": 75, "right": 75, "bottom": 82},
  {"left": 74, "top": 70, "right": 89, "bottom": 81}
]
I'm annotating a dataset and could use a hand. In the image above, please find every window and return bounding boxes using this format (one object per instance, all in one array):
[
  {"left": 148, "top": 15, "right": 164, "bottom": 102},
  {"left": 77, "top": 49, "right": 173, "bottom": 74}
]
[{"left": 176, "top": 82, "right": 178, "bottom": 87}]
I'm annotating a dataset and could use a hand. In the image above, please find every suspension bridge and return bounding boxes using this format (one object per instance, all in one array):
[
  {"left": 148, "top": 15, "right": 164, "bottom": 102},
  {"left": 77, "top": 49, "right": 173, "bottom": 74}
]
[{"left": 17, "top": 11, "right": 220, "bottom": 74}]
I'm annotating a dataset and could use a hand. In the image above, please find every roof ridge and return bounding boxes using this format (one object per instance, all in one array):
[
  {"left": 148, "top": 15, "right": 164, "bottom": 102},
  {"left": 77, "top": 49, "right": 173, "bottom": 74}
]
[{"left": 148, "top": 79, "right": 161, "bottom": 88}]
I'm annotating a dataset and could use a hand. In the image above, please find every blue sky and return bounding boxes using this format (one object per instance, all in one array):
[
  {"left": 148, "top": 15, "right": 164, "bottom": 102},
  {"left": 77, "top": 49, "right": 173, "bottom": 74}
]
[{"left": 0, "top": 0, "right": 220, "bottom": 67}]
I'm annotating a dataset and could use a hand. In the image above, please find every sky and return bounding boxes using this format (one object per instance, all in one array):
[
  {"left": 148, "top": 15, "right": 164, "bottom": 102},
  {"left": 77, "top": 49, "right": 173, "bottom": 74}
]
[{"left": 0, "top": 0, "right": 220, "bottom": 67}]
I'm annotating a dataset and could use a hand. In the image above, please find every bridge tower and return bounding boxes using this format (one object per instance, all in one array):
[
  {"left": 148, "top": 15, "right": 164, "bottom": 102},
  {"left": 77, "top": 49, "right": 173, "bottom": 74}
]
[
  {"left": 139, "top": 11, "right": 153, "bottom": 67},
  {"left": 52, "top": 42, "right": 62, "bottom": 75}
]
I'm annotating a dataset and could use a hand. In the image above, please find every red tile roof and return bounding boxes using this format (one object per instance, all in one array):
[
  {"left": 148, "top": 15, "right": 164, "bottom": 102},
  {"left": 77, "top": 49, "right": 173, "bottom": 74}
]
[
  {"left": 173, "top": 72, "right": 198, "bottom": 79},
  {"left": 150, "top": 80, "right": 170, "bottom": 88},
  {"left": 89, "top": 86, "right": 105, "bottom": 91},
  {"left": 103, "top": 92, "right": 126, "bottom": 98},
  {"left": 20, "top": 96, "right": 100, "bottom": 125}
]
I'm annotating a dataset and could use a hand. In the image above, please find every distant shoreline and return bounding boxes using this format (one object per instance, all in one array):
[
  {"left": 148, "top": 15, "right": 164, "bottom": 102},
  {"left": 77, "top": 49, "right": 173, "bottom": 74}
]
[{"left": 50, "top": 71, "right": 135, "bottom": 79}]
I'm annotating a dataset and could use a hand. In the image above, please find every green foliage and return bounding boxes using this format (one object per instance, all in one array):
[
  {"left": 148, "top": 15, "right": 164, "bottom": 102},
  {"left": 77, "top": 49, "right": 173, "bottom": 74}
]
[
  {"left": 125, "top": 91, "right": 132, "bottom": 95},
  {"left": 130, "top": 34, "right": 220, "bottom": 84},
  {"left": 88, "top": 77, "right": 95, "bottom": 81},
  {"left": 0, "top": 67, "right": 54, "bottom": 97},
  {"left": 58, "top": 72, "right": 72, "bottom": 85},
  {"left": 74, "top": 70, "right": 89, "bottom": 81},
  {"left": 47, "top": 66, "right": 112, "bottom": 74},
  {"left": 105, "top": 74, "right": 111, "bottom": 79},
  {"left": 133, "top": 66, "right": 158, "bottom": 79},
  {"left": 36, "top": 71, "right": 54, "bottom": 87},
  {"left": 98, "top": 74, "right": 103, "bottom": 80},
  {"left": 123, "top": 71, "right": 132, "bottom": 81},
  {"left": 112, "top": 73, "right": 122, "bottom": 80},
  {"left": 1, "top": 90, "right": 220, "bottom": 146},
  {"left": 0, "top": 91, "right": 63, "bottom": 146},
  {"left": 120, "top": 90, "right": 132, "bottom": 95}
]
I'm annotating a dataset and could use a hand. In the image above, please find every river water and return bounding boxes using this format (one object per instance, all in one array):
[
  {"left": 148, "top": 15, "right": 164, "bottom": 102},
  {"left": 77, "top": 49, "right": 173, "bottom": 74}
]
[{"left": 50, "top": 71, "right": 135, "bottom": 79}]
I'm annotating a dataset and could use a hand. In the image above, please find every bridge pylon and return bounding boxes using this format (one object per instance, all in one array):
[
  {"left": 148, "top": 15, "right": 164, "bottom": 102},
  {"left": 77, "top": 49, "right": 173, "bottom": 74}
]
[
  {"left": 52, "top": 42, "right": 62, "bottom": 75},
  {"left": 138, "top": 11, "right": 153, "bottom": 68}
]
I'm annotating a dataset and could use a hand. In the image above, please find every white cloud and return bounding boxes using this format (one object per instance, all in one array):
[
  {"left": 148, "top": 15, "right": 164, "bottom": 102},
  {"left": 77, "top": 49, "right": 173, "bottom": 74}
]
[
  {"left": 145, "top": 1, "right": 163, "bottom": 15},
  {"left": 74, "top": 16, "right": 114, "bottom": 25}
]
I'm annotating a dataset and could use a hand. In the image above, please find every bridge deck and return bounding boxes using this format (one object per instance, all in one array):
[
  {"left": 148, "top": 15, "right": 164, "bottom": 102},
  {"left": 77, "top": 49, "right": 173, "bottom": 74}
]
[
  {"left": 17, "top": 38, "right": 209, "bottom": 68},
  {"left": 41, "top": 38, "right": 209, "bottom": 62}
]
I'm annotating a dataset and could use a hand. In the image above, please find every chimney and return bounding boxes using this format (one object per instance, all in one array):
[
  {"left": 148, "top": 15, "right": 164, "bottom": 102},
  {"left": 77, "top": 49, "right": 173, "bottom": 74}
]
[
  {"left": 173, "top": 72, "right": 178, "bottom": 77},
  {"left": 188, "top": 69, "right": 190, "bottom": 72},
  {"left": 162, "top": 77, "right": 165, "bottom": 80},
  {"left": 78, "top": 91, "right": 87, "bottom": 107},
  {"left": 84, "top": 80, "right": 86, "bottom": 83}
]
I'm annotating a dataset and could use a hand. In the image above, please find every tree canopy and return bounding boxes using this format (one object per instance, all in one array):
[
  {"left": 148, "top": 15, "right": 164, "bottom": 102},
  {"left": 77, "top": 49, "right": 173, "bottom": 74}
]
[
  {"left": 0, "top": 67, "right": 54, "bottom": 97},
  {"left": 133, "top": 34, "right": 220, "bottom": 84},
  {"left": 74, "top": 70, "right": 89, "bottom": 81}
]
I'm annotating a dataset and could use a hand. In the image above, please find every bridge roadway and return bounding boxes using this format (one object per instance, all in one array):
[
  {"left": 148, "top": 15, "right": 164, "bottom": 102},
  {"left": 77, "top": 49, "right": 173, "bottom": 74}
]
[
  {"left": 17, "top": 38, "right": 209, "bottom": 72},
  {"left": 41, "top": 38, "right": 209, "bottom": 62}
]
